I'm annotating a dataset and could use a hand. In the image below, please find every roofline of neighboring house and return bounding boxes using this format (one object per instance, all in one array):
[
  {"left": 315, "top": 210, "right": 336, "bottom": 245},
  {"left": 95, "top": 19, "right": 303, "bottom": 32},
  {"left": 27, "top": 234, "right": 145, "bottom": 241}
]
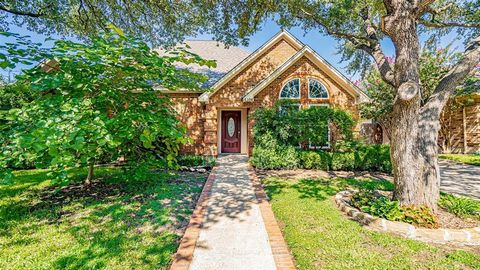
[
  {"left": 198, "top": 30, "right": 304, "bottom": 103},
  {"left": 242, "top": 45, "right": 370, "bottom": 103}
]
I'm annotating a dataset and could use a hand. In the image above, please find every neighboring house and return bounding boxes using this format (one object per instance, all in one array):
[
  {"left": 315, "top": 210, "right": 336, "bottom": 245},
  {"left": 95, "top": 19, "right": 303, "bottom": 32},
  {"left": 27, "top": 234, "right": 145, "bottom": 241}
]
[{"left": 159, "top": 30, "right": 368, "bottom": 156}]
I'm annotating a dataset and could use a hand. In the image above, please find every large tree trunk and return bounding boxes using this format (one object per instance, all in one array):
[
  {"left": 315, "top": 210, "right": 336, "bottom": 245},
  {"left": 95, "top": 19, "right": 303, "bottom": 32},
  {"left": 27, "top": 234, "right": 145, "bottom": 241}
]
[{"left": 383, "top": 1, "right": 441, "bottom": 210}]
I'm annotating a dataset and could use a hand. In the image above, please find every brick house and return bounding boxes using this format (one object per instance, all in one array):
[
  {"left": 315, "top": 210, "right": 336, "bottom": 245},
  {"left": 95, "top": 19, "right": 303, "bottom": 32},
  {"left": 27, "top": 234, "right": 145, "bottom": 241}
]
[{"left": 160, "top": 30, "right": 369, "bottom": 156}]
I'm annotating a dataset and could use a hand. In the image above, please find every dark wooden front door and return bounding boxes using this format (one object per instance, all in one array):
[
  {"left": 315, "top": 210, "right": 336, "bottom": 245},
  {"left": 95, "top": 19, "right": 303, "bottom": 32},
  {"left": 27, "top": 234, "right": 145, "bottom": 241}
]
[{"left": 221, "top": 111, "right": 241, "bottom": 153}]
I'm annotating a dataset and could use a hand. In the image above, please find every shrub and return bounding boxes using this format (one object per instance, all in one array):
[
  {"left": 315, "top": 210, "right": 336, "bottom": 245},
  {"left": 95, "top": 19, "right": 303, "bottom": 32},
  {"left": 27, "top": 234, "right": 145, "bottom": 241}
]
[
  {"left": 351, "top": 190, "right": 439, "bottom": 228},
  {"left": 298, "top": 150, "right": 330, "bottom": 170},
  {"left": 177, "top": 155, "right": 216, "bottom": 168},
  {"left": 331, "top": 152, "right": 355, "bottom": 171},
  {"left": 251, "top": 132, "right": 299, "bottom": 170},
  {"left": 439, "top": 193, "right": 480, "bottom": 218},
  {"left": 354, "top": 144, "right": 392, "bottom": 172}
]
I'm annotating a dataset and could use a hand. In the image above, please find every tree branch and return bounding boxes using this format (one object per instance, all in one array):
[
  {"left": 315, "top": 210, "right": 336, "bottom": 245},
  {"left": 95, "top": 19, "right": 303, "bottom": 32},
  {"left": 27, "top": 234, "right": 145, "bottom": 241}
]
[
  {"left": 360, "top": 7, "right": 396, "bottom": 86},
  {"left": 423, "top": 35, "right": 480, "bottom": 114},
  {"left": 0, "top": 5, "right": 44, "bottom": 17},
  {"left": 419, "top": 19, "right": 480, "bottom": 29},
  {"left": 297, "top": 7, "right": 395, "bottom": 86},
  {"left": 297, "top": 8, "right": 370, "bottom": 45}
]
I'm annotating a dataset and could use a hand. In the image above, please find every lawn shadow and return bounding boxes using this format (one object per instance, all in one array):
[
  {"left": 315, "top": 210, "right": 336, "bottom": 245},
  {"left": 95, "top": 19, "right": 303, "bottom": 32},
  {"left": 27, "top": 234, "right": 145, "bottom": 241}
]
[
  {"left": 1, "top": 168, "right": 207, "bottom": 269},
  {"left": 264, "top": 176, "right": 394, "bottom": 202}
]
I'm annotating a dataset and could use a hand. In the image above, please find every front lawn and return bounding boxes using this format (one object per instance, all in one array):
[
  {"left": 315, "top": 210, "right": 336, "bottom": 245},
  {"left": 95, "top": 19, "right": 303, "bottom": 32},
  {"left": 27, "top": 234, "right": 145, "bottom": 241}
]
[
  {"left": 439, "top": 154, "right": 480, "bottom": 166},
  {"left": 0, "top": 167, "right": 207, "bottom": 270},
  {"left": 263, "top": 176, "right": 480, "bottom": 270}
]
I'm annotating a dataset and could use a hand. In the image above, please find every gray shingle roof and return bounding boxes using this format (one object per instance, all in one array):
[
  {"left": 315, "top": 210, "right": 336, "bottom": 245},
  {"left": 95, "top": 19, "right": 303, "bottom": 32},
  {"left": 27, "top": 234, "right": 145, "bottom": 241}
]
[{"left": 154, "top": 40, "right": 251, "bottom": 87}]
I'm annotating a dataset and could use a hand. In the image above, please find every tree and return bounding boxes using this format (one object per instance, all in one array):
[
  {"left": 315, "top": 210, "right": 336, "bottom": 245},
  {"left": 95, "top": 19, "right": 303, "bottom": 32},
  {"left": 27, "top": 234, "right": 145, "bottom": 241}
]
[
  {"left": 0, "top": 29, "right": 214, "bottom": 185},
  {"left": 360, "top": 46, "right": 479, "bottom": 153},
  {"left": 360, "top": 45, "right": 461, "bottom": 138}
]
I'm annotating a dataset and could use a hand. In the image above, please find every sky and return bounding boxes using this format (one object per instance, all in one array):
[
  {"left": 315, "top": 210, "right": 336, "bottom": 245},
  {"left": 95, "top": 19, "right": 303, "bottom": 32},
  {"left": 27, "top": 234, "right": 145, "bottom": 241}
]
[{"left": 0, "top": 17, "right": 465, "bottom": 82}]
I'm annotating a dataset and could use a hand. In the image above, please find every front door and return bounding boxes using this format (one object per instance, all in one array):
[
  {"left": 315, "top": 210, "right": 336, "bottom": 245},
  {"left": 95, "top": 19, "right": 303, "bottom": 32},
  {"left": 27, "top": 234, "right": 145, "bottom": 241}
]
[{"left": 221, "top": 111, "right": 241, "bottom": 153}]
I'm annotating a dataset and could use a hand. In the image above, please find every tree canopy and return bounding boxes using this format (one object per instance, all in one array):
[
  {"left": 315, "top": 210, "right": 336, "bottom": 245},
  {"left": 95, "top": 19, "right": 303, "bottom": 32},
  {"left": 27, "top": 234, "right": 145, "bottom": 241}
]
[{"left": 0, "top": 29, "right": 214, "bottom": 184}]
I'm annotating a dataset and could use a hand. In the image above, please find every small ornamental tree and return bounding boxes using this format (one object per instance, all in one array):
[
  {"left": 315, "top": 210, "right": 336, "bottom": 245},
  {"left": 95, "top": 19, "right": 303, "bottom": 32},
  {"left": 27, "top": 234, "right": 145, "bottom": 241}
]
[{"left": 0, "top": 29, "right": 215, "bottom": 184}]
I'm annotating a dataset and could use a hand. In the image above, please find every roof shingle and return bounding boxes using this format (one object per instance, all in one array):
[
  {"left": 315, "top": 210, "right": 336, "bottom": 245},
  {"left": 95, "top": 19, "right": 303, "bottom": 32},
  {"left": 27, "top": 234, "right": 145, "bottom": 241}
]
[{"left": 155, "top": 40, "right": 251, "bottom": 87}]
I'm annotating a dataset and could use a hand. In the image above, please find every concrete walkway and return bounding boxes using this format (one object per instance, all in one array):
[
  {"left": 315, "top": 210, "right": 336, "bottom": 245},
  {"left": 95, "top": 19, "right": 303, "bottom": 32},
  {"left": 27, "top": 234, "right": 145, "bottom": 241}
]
[
  {"left": 188, "top": 155, "right": 277, "bottom": 270},
  {"left": 439, "top": 160, "right": 480, "bottom": 199}
]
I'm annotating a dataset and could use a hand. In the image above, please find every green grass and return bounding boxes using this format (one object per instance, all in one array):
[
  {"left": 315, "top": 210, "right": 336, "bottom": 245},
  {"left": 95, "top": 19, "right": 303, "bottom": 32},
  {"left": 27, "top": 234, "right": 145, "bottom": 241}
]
[
  {"left": 0, "top": 167, "right": 206, "bottom": 270},
  {"left": 439, "top": 154, "right": 480, "bottom": 166},
  {"left": 263, "top": 176, "right": 480, "bottom": 270}
]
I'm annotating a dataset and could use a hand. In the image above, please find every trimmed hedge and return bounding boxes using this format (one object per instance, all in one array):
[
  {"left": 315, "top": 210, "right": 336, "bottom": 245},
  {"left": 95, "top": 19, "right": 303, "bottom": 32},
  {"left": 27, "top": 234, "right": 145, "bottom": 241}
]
[{"left": 252, "top": 143, "right": 392, "bottom": 173}]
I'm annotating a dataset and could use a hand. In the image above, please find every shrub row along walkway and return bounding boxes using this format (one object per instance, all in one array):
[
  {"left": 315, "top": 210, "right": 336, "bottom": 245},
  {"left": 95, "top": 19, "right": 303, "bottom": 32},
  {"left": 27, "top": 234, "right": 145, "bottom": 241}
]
[
  {"left": 170, "top": 154, "right": 295, "bottom": 270},
  {"left": 439, "top": 160, "right": 480, "bottom": 199}
]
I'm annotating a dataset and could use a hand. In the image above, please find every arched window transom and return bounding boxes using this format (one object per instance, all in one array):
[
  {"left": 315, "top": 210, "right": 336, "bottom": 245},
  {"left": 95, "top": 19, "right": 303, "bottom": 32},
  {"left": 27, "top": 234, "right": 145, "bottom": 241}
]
[
  {"left": 280, "top": 78, "right": 300, "bottom": 99},
  {"left": 308, "top": 79, "right": 329, "bottom": 99}
]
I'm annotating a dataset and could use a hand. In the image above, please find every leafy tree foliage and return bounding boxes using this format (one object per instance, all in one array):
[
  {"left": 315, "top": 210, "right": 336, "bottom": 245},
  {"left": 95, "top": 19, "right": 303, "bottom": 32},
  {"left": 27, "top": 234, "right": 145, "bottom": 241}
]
[
  {"left": 252, "top": 100, "right": 355, "bottom": 149},
  {"left": 0, "top": 30, "right": 214, "bottom": 184},
  {"left": 360, "top": 45, "right": 463, "bottom": 123},
  {"left": 360, "top": 45, "right": 478, "bottom": 145}
]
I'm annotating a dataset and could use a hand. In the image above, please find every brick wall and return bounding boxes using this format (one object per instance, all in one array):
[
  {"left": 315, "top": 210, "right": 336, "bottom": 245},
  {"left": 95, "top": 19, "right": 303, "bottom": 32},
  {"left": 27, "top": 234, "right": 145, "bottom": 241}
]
[{"left": 169, "top": 93, "right": 205, "bottom": 155}]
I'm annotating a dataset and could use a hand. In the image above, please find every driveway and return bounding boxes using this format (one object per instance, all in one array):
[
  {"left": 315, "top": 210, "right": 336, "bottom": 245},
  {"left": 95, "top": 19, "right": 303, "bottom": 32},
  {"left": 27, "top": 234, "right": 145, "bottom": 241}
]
[{"left": 439, "top": 159, "right": 480, "bottom": 199}]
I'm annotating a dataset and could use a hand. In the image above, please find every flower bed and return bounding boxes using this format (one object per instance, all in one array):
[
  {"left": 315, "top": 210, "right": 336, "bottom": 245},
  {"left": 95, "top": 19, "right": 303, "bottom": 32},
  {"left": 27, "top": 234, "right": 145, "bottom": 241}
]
[{"left": 335, "top": 190, "right": 480, "bottom": 245}]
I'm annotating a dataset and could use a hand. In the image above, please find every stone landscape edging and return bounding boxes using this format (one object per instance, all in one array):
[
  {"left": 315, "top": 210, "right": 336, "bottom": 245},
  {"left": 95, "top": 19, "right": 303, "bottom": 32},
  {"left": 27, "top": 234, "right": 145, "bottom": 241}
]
[{"left": 335, "top": 190, "right": 480, "bottom": 246}]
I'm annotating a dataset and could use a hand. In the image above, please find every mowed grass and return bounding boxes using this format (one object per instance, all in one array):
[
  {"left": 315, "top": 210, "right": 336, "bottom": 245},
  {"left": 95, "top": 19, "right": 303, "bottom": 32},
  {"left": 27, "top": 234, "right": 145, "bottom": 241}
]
[
  {"left": 439, "top": 154, "right": 480, "bottom": 166},
  {"left": 0, "top": 167, "right": 207, "bottom": 270},
  {"left": 263, "top": 176, "right": 480, "bottom": 270}
]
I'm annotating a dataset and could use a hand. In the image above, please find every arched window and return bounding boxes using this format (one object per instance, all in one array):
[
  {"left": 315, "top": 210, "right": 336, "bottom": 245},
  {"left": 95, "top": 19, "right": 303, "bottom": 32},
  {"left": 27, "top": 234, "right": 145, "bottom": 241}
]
[
  {"left": 308, "top": 79, "right": 329, "bottom": 99},
  {"left": 279, "top": 78, "right": 300, "bottom": 99}
]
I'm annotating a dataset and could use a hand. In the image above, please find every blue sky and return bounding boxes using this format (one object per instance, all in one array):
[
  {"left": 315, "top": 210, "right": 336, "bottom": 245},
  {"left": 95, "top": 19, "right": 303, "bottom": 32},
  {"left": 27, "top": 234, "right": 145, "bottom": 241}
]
[{"left": 1, "top": 17, "right": 464, "bottom": 82}]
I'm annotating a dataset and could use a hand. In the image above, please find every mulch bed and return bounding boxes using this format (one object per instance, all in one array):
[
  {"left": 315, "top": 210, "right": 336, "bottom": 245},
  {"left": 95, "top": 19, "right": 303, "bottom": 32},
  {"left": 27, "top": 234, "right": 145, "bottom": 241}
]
[{"left": 436, "top": 208, "right": 478, "bottom": 229}]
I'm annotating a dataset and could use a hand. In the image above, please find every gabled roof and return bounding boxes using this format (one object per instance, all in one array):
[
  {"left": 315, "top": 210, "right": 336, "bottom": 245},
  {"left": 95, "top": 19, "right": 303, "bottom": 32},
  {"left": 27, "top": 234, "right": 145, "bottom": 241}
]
[
  {"left": 154, "top": 40, "right": 250, "bottom": 88},
  {"left": 198, "top": 30, "right": 304, "bottom": 103},
  {"left": 242, "top": 46, "right": 370, "bottom": 102}
]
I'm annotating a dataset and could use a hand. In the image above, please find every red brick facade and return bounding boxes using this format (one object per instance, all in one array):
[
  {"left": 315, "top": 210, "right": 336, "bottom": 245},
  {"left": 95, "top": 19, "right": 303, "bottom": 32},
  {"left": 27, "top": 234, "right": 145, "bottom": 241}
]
[{"left": 167, "top": 33, "right": 362, "bottom": 156}]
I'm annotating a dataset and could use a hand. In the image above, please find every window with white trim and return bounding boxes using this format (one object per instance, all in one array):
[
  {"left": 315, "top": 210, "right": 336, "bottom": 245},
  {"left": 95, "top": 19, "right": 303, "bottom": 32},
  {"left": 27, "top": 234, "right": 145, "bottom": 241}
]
[
  {"left": 309, "top": 104, "right": 330, "bottom": 149},
  {"left": 279, "top": 78, "right": 300, "bottom": 99},
  {"left": 308, "top": 78, "right": 329, "bottom": 99}
]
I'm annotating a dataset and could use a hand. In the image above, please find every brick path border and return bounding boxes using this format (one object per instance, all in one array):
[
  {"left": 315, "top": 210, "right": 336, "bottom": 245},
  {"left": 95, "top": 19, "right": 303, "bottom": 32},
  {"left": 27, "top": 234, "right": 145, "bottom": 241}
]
[
  {"left": 169, "top": 167, "right": 218, "bottom": 270},
  {"left": 248, "top": 165, "right": 297, "bottom": 270}
]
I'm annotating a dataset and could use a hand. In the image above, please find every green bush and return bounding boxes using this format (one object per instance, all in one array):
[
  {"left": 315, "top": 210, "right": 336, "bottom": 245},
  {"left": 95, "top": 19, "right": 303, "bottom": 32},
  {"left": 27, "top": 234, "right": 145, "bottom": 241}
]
[
  {"left": 331, "top": 152, "right": 355, "bottom": 171},
  {"left": 177, "top": 155, "right": 216, "bottom": 168},
  {"left": 298, "top": 151, "right": 330, "bottom": 170},
  {"left": 251, "top": 132, "right": 299, "bottom": 170},
  {"left": 354, "top": 144, "right": 392, "bottom": 172},
  {"left": 439, "top": 193, "right": 480, "bottom": 218},
  {"left": 255, "top": 143, "right": 392, "bottom": 173},
  {"left": 351, "top": 190, "right": 438, "bottom": 228}
]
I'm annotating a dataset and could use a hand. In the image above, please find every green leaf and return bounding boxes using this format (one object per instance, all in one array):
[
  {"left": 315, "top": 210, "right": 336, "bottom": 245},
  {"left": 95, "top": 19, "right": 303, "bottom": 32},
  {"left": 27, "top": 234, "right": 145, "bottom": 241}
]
[{"left": 106, "top": 23, "right": 126, "bottom": 37}]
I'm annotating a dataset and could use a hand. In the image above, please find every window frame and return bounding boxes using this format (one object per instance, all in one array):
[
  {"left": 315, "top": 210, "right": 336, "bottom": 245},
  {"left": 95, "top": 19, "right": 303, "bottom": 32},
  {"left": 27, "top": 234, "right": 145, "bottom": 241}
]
[
  {"left": 308, "top": 103, "right": 331, "bottom": 149},
  {"left": 307, "top": 78, "right": 329, "bottom": 100},
  {"left": 279, "top": 78, "right": 301, "bottom": 99}
]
